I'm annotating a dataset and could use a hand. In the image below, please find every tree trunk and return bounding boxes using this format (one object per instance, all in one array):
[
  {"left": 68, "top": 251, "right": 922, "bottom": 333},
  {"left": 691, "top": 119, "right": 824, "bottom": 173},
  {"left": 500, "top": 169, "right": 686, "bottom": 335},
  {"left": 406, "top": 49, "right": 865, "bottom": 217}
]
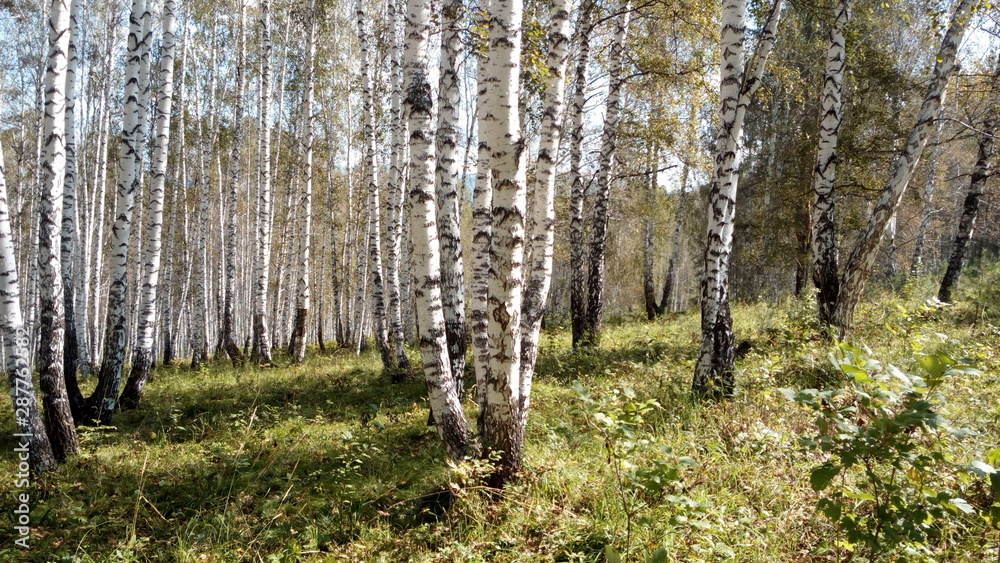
[
  {"left": 403, "top": 0, "right": 472, "bottom": 461},
  {"left": 61, "top": 0, "right": 83, "bottom": 420},
  {"left": 120, "top": 0, "right": 178, "bottom": 410},
  {"left": 658, "top": 160, "right": 688, "bottom": 316},
  {"left": 938, "top": 61, "right": 998, "bottom": 302},
  {"left": 252, "top": 0, "right": 274, "bottom": 365},
  {"left": 89, "top": 0, "right": 149, "bottom": 424},
  {"left": 517, "top": 0, "right": 573, "bottom": 436},
  {"left": 37, "top": 0, "right": 80, "bottom": 458},
  {"left": 356, "top": 0, "right": 394, "bottom": 370},
  {"left": 435, "top": 0, "right": 468, "bottom": 391},
  {"left": 581, "top": 0, "right": 631, "bottom": 347},
  {"left": 642, "top": 149, "right": 658, "bottom": 321},
  {"left": 1, "top": 122, "right": 58, "bottom": 473},
  {"left": 811, "top": 0, "right": 849, "bottom": 327},
  {"left": 567, "top": 0, "right": 595, "bottom": 347},
  {"left": 221, "top": 1, "right": 246, "bottom": 368},
  {"left": 290, "top": 4, "right": 316, "bottom": 364},
  {"left": 832, "top": 0, "right": 979, "bottom": 336},
  {"left": 385, "top": 0, "right": 409, "bottom": 373},
  {"left": 693, "top": 0, "right": 781, "bottom": 399}
]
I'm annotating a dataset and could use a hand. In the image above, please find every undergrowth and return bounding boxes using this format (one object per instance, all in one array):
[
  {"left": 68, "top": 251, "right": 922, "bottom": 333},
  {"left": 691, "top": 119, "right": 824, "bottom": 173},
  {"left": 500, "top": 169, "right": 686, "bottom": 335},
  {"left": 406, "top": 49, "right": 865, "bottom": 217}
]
[{"left": 0, "top": 272, "right": 998, "bottom": 561}]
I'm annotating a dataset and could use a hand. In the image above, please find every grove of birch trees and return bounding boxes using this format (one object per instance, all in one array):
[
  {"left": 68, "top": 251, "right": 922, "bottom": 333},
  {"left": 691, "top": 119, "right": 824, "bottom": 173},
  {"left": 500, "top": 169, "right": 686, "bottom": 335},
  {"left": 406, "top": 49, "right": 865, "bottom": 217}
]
[{"left": 2, "top": 0, "right": 1000, "bottom": 488}]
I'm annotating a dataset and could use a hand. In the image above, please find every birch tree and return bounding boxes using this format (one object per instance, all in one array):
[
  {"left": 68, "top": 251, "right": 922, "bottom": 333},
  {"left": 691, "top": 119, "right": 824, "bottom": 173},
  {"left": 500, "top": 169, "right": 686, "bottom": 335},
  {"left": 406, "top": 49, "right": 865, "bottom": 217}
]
[
  {"left": 290, "top": 2, "right": 316, "bottom": 364},
  {"left": 435, "top": 0, "right": 468, "bottom": 388},
  {"left": 403, "top": 0, "right": 472, "bottom": 460},
  {"left": 221, "top": 0, "right": 247, "bottom": 367},
  {"left": 89, "top": 0, "right": 149, "bottom": 424},
  {"left": 252, "top": 0, "right": 274, "bottom": 365},
  {"left": 1, "top": 128, "right": 58, "bottom": 473},
  {"left": 811, "top": 0, "right": 850, "bottom": 328},
  {"left": 61, "top": 0, "right": 82, "bottom": 409},
  {"left": 938, "top": 55, "right": 999, "bottom": 302},
  {"left": 581, "top": 0, "right": 631, "bottom": 346},
  {"left": 120, "top": 0, "right": 178, "bottom": 409},
  {"left": 357, "top": 0, "right": 393, "bottom": 369},
  {"left": 37, "top": 0, "right": 80, "bottom": 456},
  {"left": 831, "top": 0, "right": 980, "bottom": 335},
  {"left": 567, "top": 0, "right": 595, "bottom": 347},
  {"left": 384, "top": 0, "right": 409, "bottom": 373},
  {"left": 693, "top": 0, "right": 781, "bottom": 398}
]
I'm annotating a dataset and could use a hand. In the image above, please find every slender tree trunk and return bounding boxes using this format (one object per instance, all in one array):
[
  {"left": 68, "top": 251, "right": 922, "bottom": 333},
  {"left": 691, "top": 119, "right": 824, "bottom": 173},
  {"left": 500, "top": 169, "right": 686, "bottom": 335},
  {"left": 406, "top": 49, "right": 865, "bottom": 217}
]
[
  {"left": 89, "top": 0, "right": 149, "bottom": 424},
  {"left": 385, "top": 0, "right": 409, "bottom": 373},
  {"left": 693, "top": 0, "right": 781, "bottom": 399},
  {"left": 811, "top": 0, "right": 849, "bottom": 327},
  {"left": 252, "top": 0, "right": 274, "bottom": 365},
  {"left": 1, "top": 124, "right": 58, "bottom": 473},
  {"left": 37, "top": 0, "right": 80, "bottom": 457},
  {"left": 885, "top": 213, "right": 897, "bottom": 278},
  {"left": 403, "top": 0, "right": 472, "bottom": 461},
  {"left": 435, "top": 0, "right": 468, "bottom": 390},
  {"left": 471, "top": 0, "right": 493, "bottom": 424},
  {"left": 120, "top": 0, "right": 178, "bottom": 410},
  {"left": 832, "top": 0, "right": 979, "bottom": 336},
  {"left": 61, "top": 0, "right": 83, "bottom": 420},
  {"left": 642, "top": 148, "right": 658, "bottom": 321},
  {"left": 658, "top": 160, "right": 688, "bottom": 316},
  {"left": 356, "top": 0, "right": 393, "bottom": 369},
  {"left": 480, "top": 0, "right": 529, "bottom": 487},
  {"left": 567, "top": 0, "right": 595, "bottom": 347},
  {"left": 290, "top": 3, "right": 315, "bottom": 364},
  {"left": 517, "top": 0, "right": 572, "bottom": 433},
  {"left": 938, "top": 61, "right": 998, "bottom": 302},
  {"left": 581, "top": 0, "right": 631, "bottom": 347},
  {"left": 221, "top": 1, "right": 247, "bottom": 367},
  {"left": 910, "top": 120, "right": 942, "bottom": 276}
]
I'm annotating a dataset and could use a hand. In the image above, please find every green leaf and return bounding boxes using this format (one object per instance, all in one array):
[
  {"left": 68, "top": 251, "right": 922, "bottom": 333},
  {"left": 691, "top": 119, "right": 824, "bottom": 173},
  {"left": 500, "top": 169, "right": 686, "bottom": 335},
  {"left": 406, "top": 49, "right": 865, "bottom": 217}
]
[
  {"left": 950, "top": 498, "right": 975, "bottom": 514},
  {"left": 811, "top": 463, "right": 841, "bottom": 491},
  {"left": 645, "top": 547, "right": 668, "bottom": 563},
  {"left": 605, "top": 545, "right": 621, "bottom": 563}
]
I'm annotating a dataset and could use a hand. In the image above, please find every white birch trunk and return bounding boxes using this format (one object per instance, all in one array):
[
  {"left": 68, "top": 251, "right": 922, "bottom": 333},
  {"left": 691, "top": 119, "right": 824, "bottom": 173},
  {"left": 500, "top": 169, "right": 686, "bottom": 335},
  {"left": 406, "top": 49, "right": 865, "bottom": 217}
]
[
  {"left": 252, "top": 0, "right": 274, "bottom": 365},
  {"left": 220, "top": 1, "right": 247, "bottom": 366},
  {"left": 693, "top": 0, "right": 781, "bottom": 398},
  {"left": 403, "top": 0, "right": 472, "bottom": 460},
  {"left": 832, "top": 0, "right": 979, "bottom": 334},
  {"left": 435, "top": 0, "right": 468, "bottom": 389},
  {"left": 1, "top": 127, "right": 58, "bottom": 472},
  {"left": 37, "top": 0, "right": 80, "bottom": 456},
  {"left": 517, "top": 0, "right": 573, "bottom": 420},
  {"left": 120, "top": 0, "right": 178, "bottom": 409},
  {"left": 290, "top": 4, "right": 315, "bottom": 364},
  {"left": 357, "top": 0, "right": 393, "bottom": 368},
  {"left": 810, "top": 0, "right": 849, "bottom": 326},
  {"left": 910, "top": 120, "right": 942, "bottom": 276},
  {"left": 481, "top": 0, "right": 528, "bottom": 486},
  {"left": 385, "top": 0, "right": 409, "bottom": 372}
]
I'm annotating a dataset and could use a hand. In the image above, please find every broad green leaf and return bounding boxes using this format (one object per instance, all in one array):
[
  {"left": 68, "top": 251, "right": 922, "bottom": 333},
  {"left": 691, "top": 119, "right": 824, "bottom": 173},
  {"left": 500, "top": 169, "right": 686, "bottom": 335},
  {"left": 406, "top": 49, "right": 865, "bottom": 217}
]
[
  {"left": 645, "top": 547, "right": 668, "bottom": 563},
  {"left": 811, "top": 463, "right": 841, "bottom": 491},
  {"left": 605, "top": 546, "right": 621, "bottom": 563},
  {"left": 950, "top": 498, "right": 975, "bottom": 514}
]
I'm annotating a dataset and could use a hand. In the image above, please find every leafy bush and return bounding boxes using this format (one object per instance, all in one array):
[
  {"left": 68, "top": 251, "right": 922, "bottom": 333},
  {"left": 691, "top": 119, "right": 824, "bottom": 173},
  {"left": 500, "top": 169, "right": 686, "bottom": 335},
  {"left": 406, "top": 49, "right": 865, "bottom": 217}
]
[{"left": 784, "top": 344, "right": 994, "bottom": 561}]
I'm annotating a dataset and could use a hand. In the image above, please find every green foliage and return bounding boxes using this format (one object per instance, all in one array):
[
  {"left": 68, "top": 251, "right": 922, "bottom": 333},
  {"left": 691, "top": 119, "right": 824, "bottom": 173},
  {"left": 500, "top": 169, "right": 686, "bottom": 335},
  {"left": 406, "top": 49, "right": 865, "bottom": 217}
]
[
  {"left": 784, "top": 343, "right": 991, "bottom": 561},
  {"left": 574, "top": 382, "right": 712, "bottom": 561}
]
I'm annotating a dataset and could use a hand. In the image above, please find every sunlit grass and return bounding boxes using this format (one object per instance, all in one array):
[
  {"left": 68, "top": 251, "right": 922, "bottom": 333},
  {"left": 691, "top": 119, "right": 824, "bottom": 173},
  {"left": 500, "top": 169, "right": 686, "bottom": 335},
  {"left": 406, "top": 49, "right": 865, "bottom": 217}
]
[{"left": 1, "top": 271, "right": 997, "bottom": 561}]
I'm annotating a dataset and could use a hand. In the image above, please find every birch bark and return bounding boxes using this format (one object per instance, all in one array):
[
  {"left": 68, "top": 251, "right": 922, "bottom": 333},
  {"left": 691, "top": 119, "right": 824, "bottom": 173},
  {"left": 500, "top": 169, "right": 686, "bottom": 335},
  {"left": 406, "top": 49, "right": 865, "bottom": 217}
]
[
  {"left": 403, "top": 0, "right": 472, "bottom": 460},
  {"left": 252, "top": 0, "right": 274, "bottom": 365},
  {"left": 832, "top": 0, "right": 979, "bottom": 335},
  {"left": 693, "top": 0, "right": 781, "bottom": 398},
  {"left": 811, "top": 0, "right": 849, "bottom": 327},
  {"left": 120, "top": 0, "right": 178, "bottom": 409},
  {"left": 37, "top": 0, "right": 80, "bottom": 455}
]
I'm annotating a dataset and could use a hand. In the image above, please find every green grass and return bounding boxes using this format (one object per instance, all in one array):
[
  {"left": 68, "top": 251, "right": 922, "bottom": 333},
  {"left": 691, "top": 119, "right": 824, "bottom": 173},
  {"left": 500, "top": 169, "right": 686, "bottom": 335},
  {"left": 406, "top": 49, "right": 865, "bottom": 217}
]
[{"left": 1, "top": 271, "right": 999, "bottom": 562}]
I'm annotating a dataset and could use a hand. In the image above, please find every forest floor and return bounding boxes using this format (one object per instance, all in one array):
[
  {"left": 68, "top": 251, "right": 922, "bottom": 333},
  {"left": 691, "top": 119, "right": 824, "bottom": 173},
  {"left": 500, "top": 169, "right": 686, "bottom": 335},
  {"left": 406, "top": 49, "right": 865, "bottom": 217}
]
[{"left": 1, "top": 269, "right": 999, "bottom": 562}]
